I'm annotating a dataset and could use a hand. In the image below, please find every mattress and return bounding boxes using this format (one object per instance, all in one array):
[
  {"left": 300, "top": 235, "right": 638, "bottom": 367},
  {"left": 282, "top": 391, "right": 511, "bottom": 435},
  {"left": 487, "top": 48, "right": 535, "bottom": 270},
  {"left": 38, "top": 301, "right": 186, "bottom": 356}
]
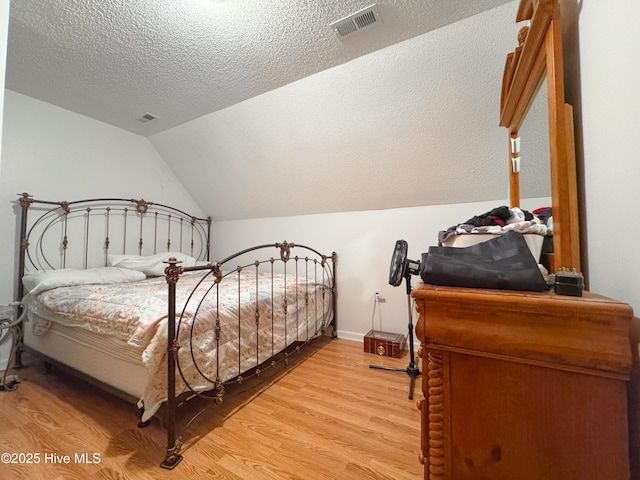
[
  {"left": 23, "top": 319, "right": 147, "bottom": 399},
  {"left": 23, "top": 269, "right": 332, "bottom": 421}
]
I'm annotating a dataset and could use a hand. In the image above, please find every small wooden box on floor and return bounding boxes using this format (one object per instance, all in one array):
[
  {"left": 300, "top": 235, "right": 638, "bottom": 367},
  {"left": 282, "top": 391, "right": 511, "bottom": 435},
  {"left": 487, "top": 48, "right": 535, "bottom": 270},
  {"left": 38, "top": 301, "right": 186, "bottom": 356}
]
[{"left": 364, "top": 330, "right": 406, "bottom": 358}]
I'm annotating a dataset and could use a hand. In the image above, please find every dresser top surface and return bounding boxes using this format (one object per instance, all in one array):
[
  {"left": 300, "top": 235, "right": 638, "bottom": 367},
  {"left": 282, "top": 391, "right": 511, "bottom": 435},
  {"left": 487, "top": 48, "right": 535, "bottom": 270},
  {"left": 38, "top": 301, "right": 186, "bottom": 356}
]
[
  {"left": 412, "top": 282, "right": 632, "bottom": 311},
  {"left": 411, "top": 282, "right": 633, "bottom": 378}
]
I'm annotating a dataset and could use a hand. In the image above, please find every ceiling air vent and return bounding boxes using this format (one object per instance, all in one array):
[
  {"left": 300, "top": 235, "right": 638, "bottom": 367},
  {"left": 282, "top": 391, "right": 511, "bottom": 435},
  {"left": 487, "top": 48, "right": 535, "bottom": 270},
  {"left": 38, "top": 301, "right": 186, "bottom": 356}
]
[
  {"left": 137, "top": 112, "right": 158, "bottom": 123},
  {"left": 330, "top": 4, "right": 381, "bottom": 38}
]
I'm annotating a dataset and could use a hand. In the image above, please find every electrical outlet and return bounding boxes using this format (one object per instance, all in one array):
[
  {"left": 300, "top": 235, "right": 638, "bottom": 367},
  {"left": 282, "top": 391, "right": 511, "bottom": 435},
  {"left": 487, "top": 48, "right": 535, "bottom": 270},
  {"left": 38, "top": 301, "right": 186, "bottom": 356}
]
[{"left": 374, "top": 290, "right": 385, "bottom": 302}]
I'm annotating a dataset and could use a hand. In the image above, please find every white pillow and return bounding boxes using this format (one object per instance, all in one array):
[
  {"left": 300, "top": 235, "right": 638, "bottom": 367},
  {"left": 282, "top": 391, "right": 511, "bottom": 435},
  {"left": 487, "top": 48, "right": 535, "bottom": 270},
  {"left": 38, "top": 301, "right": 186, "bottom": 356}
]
[
  {"left": 23, "top": 267, "right": 147, "bottom": 295},
  {"left": 107, "top": 252, "right": 198, "bottom": 276}
]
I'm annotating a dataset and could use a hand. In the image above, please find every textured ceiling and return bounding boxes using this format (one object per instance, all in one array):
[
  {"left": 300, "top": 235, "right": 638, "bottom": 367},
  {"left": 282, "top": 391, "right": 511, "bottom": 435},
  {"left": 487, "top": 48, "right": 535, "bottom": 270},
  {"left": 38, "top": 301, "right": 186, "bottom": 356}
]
[
  {"left": 7, "top": 0, "right": 514, "bottom": 136},
  {"left": 147, "top": 1, "right": 538, "bottom": 221}
]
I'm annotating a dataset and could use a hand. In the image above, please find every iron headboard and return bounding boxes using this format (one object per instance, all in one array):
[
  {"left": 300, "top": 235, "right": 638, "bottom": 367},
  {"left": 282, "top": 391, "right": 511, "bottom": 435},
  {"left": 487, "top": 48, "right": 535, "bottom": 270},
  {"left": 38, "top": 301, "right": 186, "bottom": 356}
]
[{"left": 16, "top": 193, "right": 211, "bottom": 300}]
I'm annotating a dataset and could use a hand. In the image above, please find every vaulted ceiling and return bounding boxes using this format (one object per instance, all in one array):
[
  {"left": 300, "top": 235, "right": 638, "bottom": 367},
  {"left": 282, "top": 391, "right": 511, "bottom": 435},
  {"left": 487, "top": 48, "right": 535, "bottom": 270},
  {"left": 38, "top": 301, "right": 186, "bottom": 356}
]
[
  {"left": 5, "top": 1, "right": 547, "bottom": 221},
  {"left": 7, "top": 0, "right": 514, "bottom": 136}
]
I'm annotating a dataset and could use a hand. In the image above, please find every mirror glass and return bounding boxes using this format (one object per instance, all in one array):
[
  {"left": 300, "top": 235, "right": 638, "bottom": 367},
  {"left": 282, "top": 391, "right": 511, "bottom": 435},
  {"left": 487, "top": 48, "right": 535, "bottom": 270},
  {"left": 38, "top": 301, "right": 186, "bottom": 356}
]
[{"left": 518, "top": 77, "right": 551, "bottom": 206}]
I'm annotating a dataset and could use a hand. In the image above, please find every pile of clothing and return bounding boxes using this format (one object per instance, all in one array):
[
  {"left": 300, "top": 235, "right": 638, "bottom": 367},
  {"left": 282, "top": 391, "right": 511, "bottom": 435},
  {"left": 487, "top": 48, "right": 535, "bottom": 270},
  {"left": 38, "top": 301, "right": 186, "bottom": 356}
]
[{"left": 438, "top": 206, "right": 549, "bottom": 245}]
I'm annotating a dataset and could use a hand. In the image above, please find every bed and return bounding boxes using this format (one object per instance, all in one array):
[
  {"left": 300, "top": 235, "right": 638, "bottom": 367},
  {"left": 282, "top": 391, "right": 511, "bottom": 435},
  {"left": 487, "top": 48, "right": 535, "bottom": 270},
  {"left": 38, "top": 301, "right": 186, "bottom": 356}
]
[{"left": 14, "top": 193, "right": 337, "bottom": 469}]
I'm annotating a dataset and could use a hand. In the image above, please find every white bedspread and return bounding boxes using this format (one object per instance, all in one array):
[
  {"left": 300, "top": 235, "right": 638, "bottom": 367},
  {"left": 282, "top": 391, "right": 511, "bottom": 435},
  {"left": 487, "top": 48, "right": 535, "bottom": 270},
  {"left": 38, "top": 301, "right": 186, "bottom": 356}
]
[{"left": 24, "top": 269, "right": 332, "bottom": 421}]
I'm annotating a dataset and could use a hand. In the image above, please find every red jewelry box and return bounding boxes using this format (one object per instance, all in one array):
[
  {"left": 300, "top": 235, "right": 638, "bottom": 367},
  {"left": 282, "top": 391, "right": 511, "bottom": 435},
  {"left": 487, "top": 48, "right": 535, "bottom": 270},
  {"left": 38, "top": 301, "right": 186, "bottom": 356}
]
[{"left": 364, "top": 330, "right": 406, "bottom": 358}]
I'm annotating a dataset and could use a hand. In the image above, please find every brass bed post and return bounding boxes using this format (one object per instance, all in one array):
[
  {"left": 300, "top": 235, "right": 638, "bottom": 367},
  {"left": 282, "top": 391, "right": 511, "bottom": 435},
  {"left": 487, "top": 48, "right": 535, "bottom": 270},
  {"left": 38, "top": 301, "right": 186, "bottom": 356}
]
[
  {"left": 331, "top": 251, "right": 337, "bottom": 339},
  {"left": 14, "top": 193, "right": 34, "bottom": 368},
  {"left": 206, "top": 217, "right": 212, "bottom": 261},
  {"left": 161, "top": 257, "right": 183, "bottom": 469},
  {"left": 16, "top": 193, "right": 33, "bottom": 302}
]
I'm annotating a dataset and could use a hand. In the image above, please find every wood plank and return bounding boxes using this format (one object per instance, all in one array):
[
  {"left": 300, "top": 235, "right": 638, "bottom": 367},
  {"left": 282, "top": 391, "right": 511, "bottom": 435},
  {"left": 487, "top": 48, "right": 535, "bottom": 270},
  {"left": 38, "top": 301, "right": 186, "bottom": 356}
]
[
  {"left": 450, "top": 353, "right": 629, "bottom": 479},
  {"left": 413, "top": 284, "right": 633, "bottom": 378},
  {"left": 0, "top": 339, "right": 422, "bottom": 479}
]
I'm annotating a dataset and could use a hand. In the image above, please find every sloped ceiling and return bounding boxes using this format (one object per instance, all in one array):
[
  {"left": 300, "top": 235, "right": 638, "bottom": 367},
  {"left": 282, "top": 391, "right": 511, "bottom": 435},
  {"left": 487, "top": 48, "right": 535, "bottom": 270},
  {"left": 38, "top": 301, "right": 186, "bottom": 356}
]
[
  {"left": 148, "top": 1, "right": 547, "bottom": 221},
  {"left": 7, "top": 0, "right": 514, "bottom": 136},
  {"left": 6, "top": 0, "right": 547, "bottom": 221}
]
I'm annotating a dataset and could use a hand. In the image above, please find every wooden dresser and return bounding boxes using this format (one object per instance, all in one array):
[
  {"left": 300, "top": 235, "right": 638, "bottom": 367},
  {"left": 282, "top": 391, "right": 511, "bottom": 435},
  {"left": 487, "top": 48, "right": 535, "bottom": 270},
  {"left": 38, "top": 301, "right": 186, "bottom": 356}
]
[{"left": 412, "top": 283, "right": 633, "bottom": 479}]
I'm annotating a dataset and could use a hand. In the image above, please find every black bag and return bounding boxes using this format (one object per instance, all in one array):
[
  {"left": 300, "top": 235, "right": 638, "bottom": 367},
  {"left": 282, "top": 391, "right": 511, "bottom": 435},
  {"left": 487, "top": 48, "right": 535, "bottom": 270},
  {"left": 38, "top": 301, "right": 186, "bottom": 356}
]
[{"left": 419, "top": 231, "right": 548, "bottom": 292}]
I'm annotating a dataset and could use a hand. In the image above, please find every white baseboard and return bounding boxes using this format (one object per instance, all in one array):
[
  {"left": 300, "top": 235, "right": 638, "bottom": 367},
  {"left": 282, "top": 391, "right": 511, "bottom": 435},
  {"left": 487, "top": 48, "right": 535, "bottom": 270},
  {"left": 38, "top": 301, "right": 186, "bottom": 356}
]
[{"left": 335, "top": 330, "right": 365, "bottom": 343}]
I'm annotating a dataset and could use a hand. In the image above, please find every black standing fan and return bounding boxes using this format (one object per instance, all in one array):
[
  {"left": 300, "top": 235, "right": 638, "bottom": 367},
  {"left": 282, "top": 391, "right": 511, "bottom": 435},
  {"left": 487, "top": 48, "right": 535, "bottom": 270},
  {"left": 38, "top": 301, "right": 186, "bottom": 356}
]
[{"left": 369, "top": 240, "right": 421, "bottom": 400}]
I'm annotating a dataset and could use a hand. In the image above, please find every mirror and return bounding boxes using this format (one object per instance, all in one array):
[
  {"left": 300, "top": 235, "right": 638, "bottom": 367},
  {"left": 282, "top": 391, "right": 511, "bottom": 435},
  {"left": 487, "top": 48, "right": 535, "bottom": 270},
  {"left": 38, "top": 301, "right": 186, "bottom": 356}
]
[
  {"left": 500, "top": 0, "right": 580, "bottom": 273},
  {"left": 518, "top": 77, "right": 551, "bottom": 204}
]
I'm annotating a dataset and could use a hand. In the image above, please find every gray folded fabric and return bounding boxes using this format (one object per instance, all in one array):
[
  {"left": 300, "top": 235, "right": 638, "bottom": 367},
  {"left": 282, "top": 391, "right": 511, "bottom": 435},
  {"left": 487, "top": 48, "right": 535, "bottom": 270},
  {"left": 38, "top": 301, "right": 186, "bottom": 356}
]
[{"left": 420, "top": 231, "right": 548, "bottom": 292}]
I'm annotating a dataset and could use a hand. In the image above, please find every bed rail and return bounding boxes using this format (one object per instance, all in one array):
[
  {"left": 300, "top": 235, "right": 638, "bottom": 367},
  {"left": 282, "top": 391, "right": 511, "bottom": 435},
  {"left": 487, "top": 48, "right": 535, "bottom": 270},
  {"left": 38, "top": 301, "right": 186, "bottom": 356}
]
[{"left": 161, "top": 241, "right": 337, "bottom": 469}]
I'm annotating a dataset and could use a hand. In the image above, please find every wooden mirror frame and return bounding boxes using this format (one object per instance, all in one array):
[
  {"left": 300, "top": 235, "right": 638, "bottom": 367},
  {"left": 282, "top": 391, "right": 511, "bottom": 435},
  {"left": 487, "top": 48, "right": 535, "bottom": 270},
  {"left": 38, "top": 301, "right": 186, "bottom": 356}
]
[{"left": 500, "top": 0, "right": 580, "bottom": 273}]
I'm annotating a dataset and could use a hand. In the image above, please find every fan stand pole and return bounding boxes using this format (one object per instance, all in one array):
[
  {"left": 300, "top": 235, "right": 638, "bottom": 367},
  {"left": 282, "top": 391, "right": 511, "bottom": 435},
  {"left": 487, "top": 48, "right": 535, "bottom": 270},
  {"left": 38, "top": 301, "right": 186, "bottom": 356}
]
[{"left": 369, "top": 276, "right": 421, "bottom": 400}]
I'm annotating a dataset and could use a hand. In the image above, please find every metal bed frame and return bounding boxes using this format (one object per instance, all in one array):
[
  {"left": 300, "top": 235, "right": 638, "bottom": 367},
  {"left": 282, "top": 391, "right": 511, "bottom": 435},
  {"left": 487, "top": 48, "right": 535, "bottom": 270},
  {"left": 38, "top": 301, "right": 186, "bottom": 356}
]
[{"left": 14, "top": 193, "right": 337, "bottom": 468}]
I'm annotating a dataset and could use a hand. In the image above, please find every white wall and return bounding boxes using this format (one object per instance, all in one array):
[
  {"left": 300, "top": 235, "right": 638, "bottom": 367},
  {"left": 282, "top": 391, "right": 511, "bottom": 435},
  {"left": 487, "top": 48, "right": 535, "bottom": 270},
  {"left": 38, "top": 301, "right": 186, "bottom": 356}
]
[
  {"left": 0, "top": 0, "right": 11, "bottom": 371},
  {"left": 213, "top": 199, "right": 518, "bottom": 341},
  {"left": 579, "top": 0, "right": 640, "bottom": 313},
  {"left": 0, "top": 91, "right": 205, "bottom": 305}
]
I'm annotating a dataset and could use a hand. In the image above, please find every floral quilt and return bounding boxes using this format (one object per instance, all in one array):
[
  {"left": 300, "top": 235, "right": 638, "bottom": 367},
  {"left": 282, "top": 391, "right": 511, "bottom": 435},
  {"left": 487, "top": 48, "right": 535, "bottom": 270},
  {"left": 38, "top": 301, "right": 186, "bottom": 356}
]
[{"left": 25, "top": 269, "right": 332, "bottom": 421}]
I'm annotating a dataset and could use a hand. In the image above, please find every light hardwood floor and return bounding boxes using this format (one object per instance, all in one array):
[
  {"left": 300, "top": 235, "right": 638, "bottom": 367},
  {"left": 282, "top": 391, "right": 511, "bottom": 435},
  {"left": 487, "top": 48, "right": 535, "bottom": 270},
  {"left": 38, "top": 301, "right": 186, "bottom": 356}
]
[{"left": 0, "top": 338, "right": 422, "bottom": 479}]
